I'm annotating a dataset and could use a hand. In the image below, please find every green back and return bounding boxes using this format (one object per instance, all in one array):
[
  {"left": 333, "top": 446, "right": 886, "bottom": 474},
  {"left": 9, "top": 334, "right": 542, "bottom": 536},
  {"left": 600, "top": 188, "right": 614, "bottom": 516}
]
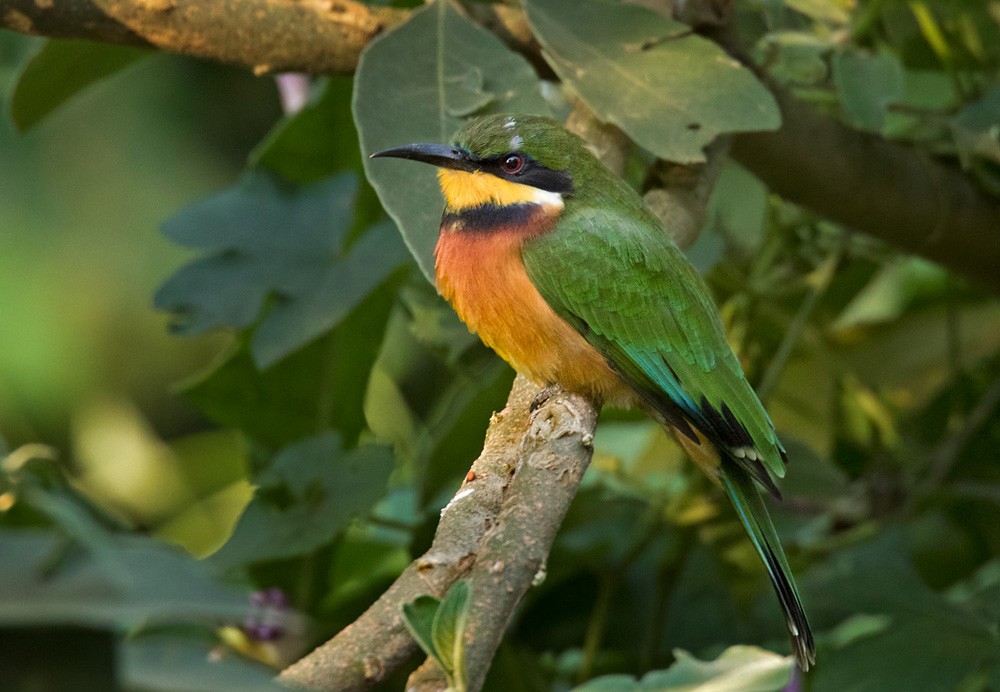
[{"left": 521, "top": 192, "right": 787, "bottom": 485}]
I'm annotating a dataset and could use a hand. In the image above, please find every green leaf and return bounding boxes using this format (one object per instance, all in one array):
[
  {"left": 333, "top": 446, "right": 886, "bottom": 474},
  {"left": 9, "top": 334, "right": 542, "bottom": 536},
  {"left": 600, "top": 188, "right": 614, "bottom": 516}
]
[
  {"left": 784, "top": 0, "right": 853, "bottom": 24},
  {"left": 951, "top": 85, "right": 1000, "bottom": 165},
  {"left": 363, "top": 284, "right": 511, "bottom": 495},
  {"left": 403, "top": 595, "right": 442, "bottom": 662},
  {"left": 432, "top": 580, "right": 471, "bottom": 688},
  {"left": 705, "top": 162, "right": 769, "bottom": 251},
  {"left": 803, "top": 531, "right": 1000, "bottom": 692},
  {"left": 0, "top": 532, "right": 246, "bottom": 627},
  {"left": 833, "top": 301, "right": 1000, "bottom": 404},
  {"left": 832, "top": 257, "right": 949, "bottom": 330},
  {"left": 10, "top": 39, "right": 150, "bottom": 131},
  {"left": 155, "top": 171, "right": 410, "bottom": 367},
  {"left": 182, "top": 279, "right": 398, "bottom": 448},
  {"left": 208, "top": 432, "right": 394, "bottom": 569},
  {"left": 123, "top": 634, "right": 282, "bottom": 691},
  {"left": 354, "top": 0, "right": 550, "bottom": 281},
  {"left": 524, "top": 0, "right": 779, "bottom": 163},
  {"left": 251, "top": 76, "right": 361, "bottom": 183},
  {"left": 832, "top": 48, "right": 905, "bottom": 132},
  {"left": 576, "top": 645, "right": 793, "bottom": 691}
]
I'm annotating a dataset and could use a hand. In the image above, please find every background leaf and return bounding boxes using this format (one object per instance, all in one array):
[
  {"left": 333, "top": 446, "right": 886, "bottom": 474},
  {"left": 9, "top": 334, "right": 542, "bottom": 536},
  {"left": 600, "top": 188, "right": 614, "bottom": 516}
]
[
  {"left": 154, "top": 171, "right": 409, "bottom": 367},
  {"left": 354, "top": 0, "right": 550, "bottom": 281},
  {"left": 832, "top": 48, "right": 905, "bottom": 132},
  {"left": 10, "top": 39, "right": 150, "bottom": 131},
  {"left": 577, "top": 645, "right": 793, "bottom": 691},
  {"left": 208, "top": 432, "right": 394, "bottom": 569},
  {"left": 524, "top": 0, "right": 780, "bottom": 163}
]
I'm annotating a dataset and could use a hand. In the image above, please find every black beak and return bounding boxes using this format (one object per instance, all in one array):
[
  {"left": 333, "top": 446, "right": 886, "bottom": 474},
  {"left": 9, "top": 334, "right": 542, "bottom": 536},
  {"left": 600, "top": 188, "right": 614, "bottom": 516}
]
[{"left": 369, "top": 143, "right": 478, "bottom": 172}]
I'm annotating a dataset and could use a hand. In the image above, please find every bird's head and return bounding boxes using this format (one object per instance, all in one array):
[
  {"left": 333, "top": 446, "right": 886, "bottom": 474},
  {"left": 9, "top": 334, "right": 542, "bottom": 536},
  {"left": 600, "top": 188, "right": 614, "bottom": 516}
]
[{"left": 370, "top": 114, "right": 598, "bottom": 213}]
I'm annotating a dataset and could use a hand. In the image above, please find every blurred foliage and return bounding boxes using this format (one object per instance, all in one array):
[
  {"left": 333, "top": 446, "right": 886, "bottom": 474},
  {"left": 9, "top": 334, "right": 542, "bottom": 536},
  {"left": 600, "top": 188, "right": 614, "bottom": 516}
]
[{"left": 2, "top": 0, "right": 1000, "bottom": 689}]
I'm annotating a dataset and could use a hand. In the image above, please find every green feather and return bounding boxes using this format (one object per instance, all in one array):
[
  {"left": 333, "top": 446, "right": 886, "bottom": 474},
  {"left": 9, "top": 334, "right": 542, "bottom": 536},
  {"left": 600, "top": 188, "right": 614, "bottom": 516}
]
[
  {"left": 720, "top": 461, "right": 815, "bottom": 670},
  {"left": 522, "top": 204, "right": 786, "bottom": 484}
]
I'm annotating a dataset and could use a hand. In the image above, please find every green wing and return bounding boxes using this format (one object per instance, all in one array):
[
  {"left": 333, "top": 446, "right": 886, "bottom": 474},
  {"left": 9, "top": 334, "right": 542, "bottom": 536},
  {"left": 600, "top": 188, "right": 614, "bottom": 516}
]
[
  {"left": 523, "top": 205, "right": 816, "bottom": 669},
  {"left": 522, "top": 205, "right": 787, "bottom": 488}
]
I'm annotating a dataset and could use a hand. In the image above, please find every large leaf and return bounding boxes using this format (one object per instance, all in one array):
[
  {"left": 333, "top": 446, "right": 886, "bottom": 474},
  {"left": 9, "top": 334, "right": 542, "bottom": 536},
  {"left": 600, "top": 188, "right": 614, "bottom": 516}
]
[
  {"left": 250, "top": 76, "right": 361, "bottom": 183},
  {"left": 524, "top": 0, "right": 780, "bottom": 163},
  {"left": 802, "top": 530, "right": 1000, "bottom": 692},
  {"left": 10, "top": 39, "right": 150, "bottom": 131},
  {"left": 577, "top": 645, "right": 792, "bottom": 691},
  {"left": 0, "top": 532, "right": 246, "bottom": 627},
  {"left": 124, "top": 634, "right": 282, "bottom": 691},
  {"left": 208, "top": 432, "right": 394, "bottom": 569},
  {"left": 832, "top": 48, "right": 905, "bottom": 132},
  {"left": 354, "top": 0, "right": 550, "bottom": 281},
  {"left": 155, "top": 171, "right": 409, "bottom": 367},
  {"left": 182, "top": 277, "right": 399, "bottom": 449}
]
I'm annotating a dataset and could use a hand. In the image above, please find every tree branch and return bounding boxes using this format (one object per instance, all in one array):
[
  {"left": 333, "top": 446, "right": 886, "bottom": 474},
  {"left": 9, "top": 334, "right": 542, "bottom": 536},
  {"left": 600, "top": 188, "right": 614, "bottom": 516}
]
[
  {"left": 0, "top": 0, "right": 407, "bottom": 74},
  {"left": 729, "top": 88, "right": 1000, "bottom": 293},
  {"left": 278, "top": 376, "right": 599, "bottom": 690}
]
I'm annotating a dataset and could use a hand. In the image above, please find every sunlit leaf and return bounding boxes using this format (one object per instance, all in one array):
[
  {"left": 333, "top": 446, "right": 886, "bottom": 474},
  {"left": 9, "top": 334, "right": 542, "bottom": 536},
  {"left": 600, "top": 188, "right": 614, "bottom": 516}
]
[
  {"left": 524, "top": 0, "right": 779, "bottom": 163},
  {"left": 402, "top": 595, "right": 441, "bottom": 661},
  {"left": 832, "top": 257, "right": 949, "bottom": 330},
  {"left": 10, "top": 39, "right": 150, "bottom": 131},
  {"left": 355, "top": 0, "right": 550, "bottom": 281},
  {"left": 833, "top": 302, "right": 1000, "bottom": 405},
  {"left": 577, "top": 645, "right": 792, "bottom": 691},
  {"left": 784, "top": 0, "right": 854, "bottom": 24},
  {"left": 432, "top": 580, "right": 471, "bottom": 686}
]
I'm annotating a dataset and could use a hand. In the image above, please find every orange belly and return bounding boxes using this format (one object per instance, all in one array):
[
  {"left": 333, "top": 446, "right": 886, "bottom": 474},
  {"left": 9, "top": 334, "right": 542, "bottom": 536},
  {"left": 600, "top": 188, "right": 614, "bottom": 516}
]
[{"left": 435, "top": 228, "right": 633, "bottom": 406}]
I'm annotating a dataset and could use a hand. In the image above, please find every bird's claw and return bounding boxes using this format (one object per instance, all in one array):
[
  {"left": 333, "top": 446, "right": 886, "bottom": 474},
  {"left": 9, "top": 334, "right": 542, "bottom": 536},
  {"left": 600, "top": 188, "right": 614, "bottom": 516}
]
[{"left": 530, "top": 384, "right": 560, "bottom": 413}]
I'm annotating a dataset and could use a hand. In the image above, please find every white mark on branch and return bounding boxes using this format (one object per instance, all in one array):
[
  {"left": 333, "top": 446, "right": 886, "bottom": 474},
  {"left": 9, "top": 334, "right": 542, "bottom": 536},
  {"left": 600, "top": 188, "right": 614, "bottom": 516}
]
[{"left": 442, "top": 487, "right": 475, "bottom": 514}]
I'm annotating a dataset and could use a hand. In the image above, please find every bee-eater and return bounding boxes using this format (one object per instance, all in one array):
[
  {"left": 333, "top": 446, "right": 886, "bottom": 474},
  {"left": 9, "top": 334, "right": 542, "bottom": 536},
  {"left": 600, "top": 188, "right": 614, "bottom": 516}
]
[{"left": 371, "top": 114, "right": 815, "bottom": 670}]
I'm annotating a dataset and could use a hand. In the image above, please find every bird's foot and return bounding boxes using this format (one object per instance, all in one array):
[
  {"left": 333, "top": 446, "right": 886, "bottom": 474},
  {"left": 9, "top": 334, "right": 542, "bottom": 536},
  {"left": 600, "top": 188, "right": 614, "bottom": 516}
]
[{"left": 529, "top": 384, "right": 561, "bottom": 413}]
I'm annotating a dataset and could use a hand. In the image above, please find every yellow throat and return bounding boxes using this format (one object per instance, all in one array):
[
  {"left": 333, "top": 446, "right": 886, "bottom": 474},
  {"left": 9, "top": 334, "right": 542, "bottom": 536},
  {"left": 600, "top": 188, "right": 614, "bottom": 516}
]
[{"left": 437, "top": 168, "right": 563, "bottom": 211}]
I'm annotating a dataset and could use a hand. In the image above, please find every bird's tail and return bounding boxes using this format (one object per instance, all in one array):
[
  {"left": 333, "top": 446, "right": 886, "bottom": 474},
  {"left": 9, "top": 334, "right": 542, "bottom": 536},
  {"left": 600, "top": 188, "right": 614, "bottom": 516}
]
[{"left": 720, "top": 461, "right": 816, "bottom": 671}]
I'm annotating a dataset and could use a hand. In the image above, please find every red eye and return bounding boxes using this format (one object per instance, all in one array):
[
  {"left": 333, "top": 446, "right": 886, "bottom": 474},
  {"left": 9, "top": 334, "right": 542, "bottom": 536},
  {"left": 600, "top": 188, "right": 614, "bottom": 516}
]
[{"left": 501, "top": 154, "right": 524, "bottom": 174}]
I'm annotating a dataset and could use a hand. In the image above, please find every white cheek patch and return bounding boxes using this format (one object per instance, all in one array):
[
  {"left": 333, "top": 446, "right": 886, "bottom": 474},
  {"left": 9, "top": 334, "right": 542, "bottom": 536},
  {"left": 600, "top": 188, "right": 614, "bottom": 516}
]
[{"left": 532, "top": 187, "right": 564, "bottom": 209}]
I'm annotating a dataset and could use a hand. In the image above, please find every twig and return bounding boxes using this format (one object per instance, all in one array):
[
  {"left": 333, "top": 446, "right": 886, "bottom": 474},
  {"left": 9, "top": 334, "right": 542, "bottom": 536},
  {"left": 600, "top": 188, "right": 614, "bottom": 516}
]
[
  {"left": 756, "top": 235, "right": 845, "bottom": 403},
  {"left": 918, "top": 374, "right": 1000, "bottom": 495}
]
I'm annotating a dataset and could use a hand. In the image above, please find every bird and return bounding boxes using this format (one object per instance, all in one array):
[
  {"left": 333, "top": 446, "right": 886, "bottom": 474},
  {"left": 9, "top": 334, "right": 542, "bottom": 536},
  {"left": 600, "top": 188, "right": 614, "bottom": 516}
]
[{"left": 370, "top": 113, "right": 815, "bottom": 670}]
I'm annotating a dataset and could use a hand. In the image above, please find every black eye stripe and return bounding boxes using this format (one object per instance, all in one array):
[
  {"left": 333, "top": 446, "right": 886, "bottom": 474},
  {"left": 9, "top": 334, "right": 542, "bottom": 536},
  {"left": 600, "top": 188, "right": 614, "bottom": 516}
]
[{"left": 478, "top": 152, "right": 574, "bottom": 194}]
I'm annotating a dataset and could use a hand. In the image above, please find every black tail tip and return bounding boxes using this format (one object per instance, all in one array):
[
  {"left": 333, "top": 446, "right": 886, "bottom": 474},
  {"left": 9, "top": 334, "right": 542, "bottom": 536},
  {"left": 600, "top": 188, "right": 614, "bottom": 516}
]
[{"left": 791, "top": 626, "right": 816, "bottom": 672}]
